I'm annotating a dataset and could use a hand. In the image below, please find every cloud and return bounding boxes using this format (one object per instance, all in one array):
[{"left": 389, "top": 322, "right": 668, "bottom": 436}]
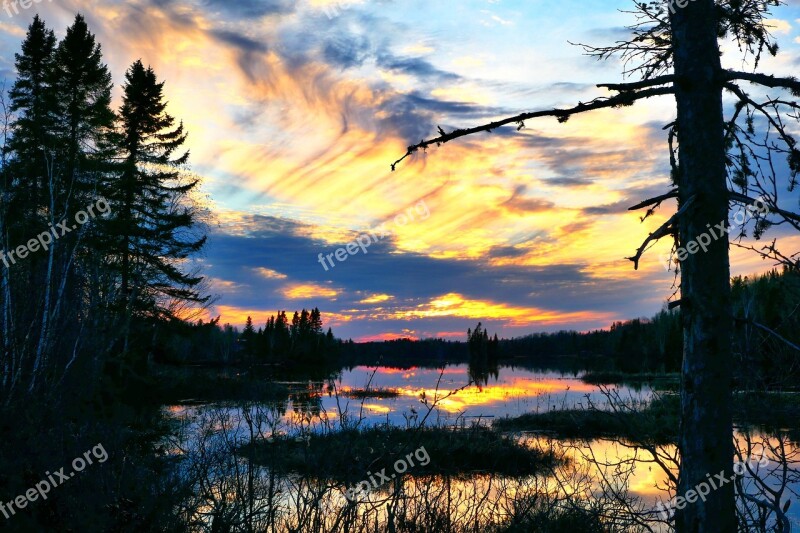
[
  {"left": 18, "top": 0, "right": 794, "bottom": 340},
  {"left": 254, "top": 267, "right": 288, "bottom": 280},
  {"left": 358, "top": 293, "right": 393, "bottom": 304},
  {"left": 281, "top": 283, "right": 340, "bottom": 300},
  {"left": 201, "top": 0, "right": 295, "bottom": 18}
]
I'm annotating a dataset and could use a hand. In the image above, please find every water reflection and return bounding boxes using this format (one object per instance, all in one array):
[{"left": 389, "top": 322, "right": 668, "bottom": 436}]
[
  {"left": 312, "top": 364, "right": 651, "bottom": 426},
  {"left": 164, "top": 364, "right": 800, "bottom": 531}
]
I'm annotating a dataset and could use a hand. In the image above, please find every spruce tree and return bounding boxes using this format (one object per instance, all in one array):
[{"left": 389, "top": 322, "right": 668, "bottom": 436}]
[
  {"left": 50, "top": 14, "right": 115, "bottom": 203},
  {"left": 103, "top": 60, "right": 207, "bottom": 363},
  {"left": 242, "top": 316, "right": 256, "bottom": 360},
  {"left": 5, "top": 15, "right": 56, "bottom": 232}
]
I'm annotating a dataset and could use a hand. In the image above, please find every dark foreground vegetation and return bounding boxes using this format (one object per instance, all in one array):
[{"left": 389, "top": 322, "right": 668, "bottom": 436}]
[
  {"left": 245, "top": 425, "right": 560, "bottom": 480},
  {"left": 0, "top": 14, "right": 209, "bottom": 532},
  {"left": 495, "top": 393, "right": 681, "bottom": 444},
  {"left": 496, "top": 390, "right": 800, "bottom": 445}
]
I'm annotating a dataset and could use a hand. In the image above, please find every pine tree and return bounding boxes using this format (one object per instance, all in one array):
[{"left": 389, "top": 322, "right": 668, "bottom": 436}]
[
  {"left": 5, "top": 15, "right": 57, "bottom": 232},
  {"left": 290, "top": 311, "right": 300, "bottom": 343},
  {"left": 310, "top": 307, "right": 322, "bottom": 334},
  {"left": 299, "top": 309, "right": 310, "bottom": 337},
  {"left": 104, "top": 60, "right": 207, "bottom": 325},
  {"left": 241, "top": 316, "right": 256, "bottom": 360},
  {"left": 51, "top": 14, "right": 115, "bottom": 197}
]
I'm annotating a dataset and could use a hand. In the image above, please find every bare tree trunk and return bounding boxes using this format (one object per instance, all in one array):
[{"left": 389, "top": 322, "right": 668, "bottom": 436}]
[
  {"left": 1, "top": 223, "right": 12, "bottom": 394},
  {"left": 29, "top": 154, "right": 58, "bottom": 392},
  {"left": 671, "top": 1, "right": 735, "bottom": 530}
]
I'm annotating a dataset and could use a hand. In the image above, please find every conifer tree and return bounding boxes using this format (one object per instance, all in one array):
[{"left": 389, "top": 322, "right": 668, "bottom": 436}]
[
  {"left": 104, "top": 60, "right": 207, "bottom": 323},
  {"left": 5, "top": 15, "right": 56, "bottom": 232},
  {"left": 241, "top": 316, "right": 256, "bottom": 359},
  {"left": 95, "top": 60, "right": 208, "bottom": 370},
  {"left": 50, "top": 15, "right": 115, "bottom": 205}
]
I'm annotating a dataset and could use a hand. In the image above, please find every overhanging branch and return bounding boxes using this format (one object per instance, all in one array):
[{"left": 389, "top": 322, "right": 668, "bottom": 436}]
[
  {"left": 391, "top": 86, "right": 675, "bottom": 170},
  {"left": 628, "top": 189, "right": 679, "bottom": 211},
  {"left": 597, "top": 74, "right": 675, "bottom": 92},
  {"left": 729, "top": 190, "right": 800, "bottom": 225},
  {"left": 724, "top": 70, "right": 800, "bottom": 96}
]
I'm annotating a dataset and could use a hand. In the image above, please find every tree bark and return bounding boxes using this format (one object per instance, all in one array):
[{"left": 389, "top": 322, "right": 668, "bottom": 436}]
[{"left": 670, "top": 1, "right": 735, "bottom": 530}]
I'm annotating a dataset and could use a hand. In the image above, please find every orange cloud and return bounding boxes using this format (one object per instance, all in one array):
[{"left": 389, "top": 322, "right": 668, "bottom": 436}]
[
  {"left": 254, "top": 267, "right": 288, "bottom": 280},
  {"left": 384, "top": 293, "right": 614, "bottom": 327},
  {"left": 358, "top": 293, "right": 393, "bottom": 304},
  {"left": 357, "top": 332, "right": 420, "bottom": 342},
  {"left": 436, "top": 331, "right": 467, "bottom": 339},
  {"left": 281, "top": 283, "right": 340, "bottom": 300}
]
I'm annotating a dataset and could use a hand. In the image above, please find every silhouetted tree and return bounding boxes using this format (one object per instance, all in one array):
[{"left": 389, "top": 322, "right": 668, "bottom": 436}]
[
  {"left": 392, "top": 1, "right": 800, "bottom": 528},
  {"left": 103, "top": 60, "right": 208, "bottom": 367}
]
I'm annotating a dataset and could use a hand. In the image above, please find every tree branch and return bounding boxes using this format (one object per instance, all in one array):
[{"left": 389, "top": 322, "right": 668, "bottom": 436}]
[
  {"left": 731, "top": 239, "right": 799, "bottom": 270},
  {"left": 597, "top": 75, "right": 675, "bottom": 92},
  {"left": 723, "top": 82, "right": 798, "bottom": 155},
  {"left": 728, "top": 190, "right": 800, "bottom": 225},
  {"left": 627, "top": 195, "right": 696, "bottom": 271},
  {"left": 735, "top": 317, "right": 800, "bottom": 353},
  {"left": 724, "top": 70, "right": 800, "bottom": 96},
  {"left": 391, "top": 86, "right": 675, "bottom": 170},
  {"left": 740, "top": 493, "right": 791, "bottom": 533},
  {"left": 628, "top": 189, "right": 679, "bottom": 211}
]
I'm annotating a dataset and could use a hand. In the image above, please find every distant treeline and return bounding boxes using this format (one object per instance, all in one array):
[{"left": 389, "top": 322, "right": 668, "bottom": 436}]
[
  {"left": 338, "top": 338, "right": 466, "bottom": 368},
  {"left": 158, "top": 308, "right": 340, "bottom": 366},
  {"left": 500, "top": 268, "right": 799, "bottom": 385},
  {"left": 499, "top": 310, "right": 682, "bottom": 372},
  {"left": 337, "top": 269, "right": 798, "bottom": 388},
  {"left": 156, "top": 269, "right": 798, "bottom": 390}
]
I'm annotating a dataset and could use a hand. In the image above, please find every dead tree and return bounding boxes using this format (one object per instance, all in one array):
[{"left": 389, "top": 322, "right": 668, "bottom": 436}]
[{"left": 391, "top": 1, "right": 800, "bottom": 530}]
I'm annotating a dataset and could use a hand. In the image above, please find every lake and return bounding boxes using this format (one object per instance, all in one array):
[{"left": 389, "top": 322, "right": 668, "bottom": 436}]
[{"left": 164, "top": 364, "right": 800, "bottom": 532}]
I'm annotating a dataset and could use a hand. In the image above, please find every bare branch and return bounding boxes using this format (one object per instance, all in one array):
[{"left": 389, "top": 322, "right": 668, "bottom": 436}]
[
  {"left": 628, "top": 189, "right": 678, "bottom": 211},
  {"left": 391, "top": 86, "right": 675, "bottom": 170},
  {"left": 724, "top": 83, "right": 798, "bottom": 155},
  {"left": 735, "top": 317, "right": 800, "bottom": 353},
  {"left": 740, "top": 493, "right": 792, "bottom": 533},
  {"left": 725, "top": 70, "right": 800, "bottom": 96},
  {"left": 729, "top": 190, "right": 800, "bottom": 225},
  {"left": 731, "top": 239, "right": 799, "bottom": 270},
  {"left": 627, "top": 195, "right": 696, "bottom": 271},
  {"left": 597, "top": 75, "right": 675, "bottom": 92}
]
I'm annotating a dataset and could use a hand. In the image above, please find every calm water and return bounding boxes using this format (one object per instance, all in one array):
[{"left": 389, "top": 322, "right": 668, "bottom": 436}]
[
  {"left": 165, "top": 364, "right": 800, "bottom": 531},
  {"left": 167, "top": 364, "right": 654, "bottom": 433},
  {"left": 298, "top": 364, "right": 652, "bottom": 426}
]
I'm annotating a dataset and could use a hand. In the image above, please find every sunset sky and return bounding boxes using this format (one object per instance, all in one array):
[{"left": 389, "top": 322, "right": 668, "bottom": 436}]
[{"left": 1, "top": 0, "right": 799, "bottom": 341}]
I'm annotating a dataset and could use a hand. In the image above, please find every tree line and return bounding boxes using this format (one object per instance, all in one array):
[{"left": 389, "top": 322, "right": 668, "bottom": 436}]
[
  {"left": 155, "top": 308, "right": 341, "bottom": 367},
  {"left": 0, "top": 14, "right": 208, "bottom": 403},
  {"left": 501, "top": 268, "right": 799, "bottom": 387},
  {"left": 0, "top": 15, "right": 213, "bottom": 531}
]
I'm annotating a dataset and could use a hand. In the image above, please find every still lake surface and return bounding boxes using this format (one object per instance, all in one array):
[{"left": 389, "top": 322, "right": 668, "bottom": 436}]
[
  {"left": 165, "top": 364, "right": 800, "bottom": 531},
  {"left": 283, "top": 364, "right": 651, "bottom": 426}
]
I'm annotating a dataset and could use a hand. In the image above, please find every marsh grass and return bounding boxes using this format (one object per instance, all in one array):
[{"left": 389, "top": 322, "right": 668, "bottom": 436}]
[{"left": 244, "top": 424, "right": 561, "bottom": 480}]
